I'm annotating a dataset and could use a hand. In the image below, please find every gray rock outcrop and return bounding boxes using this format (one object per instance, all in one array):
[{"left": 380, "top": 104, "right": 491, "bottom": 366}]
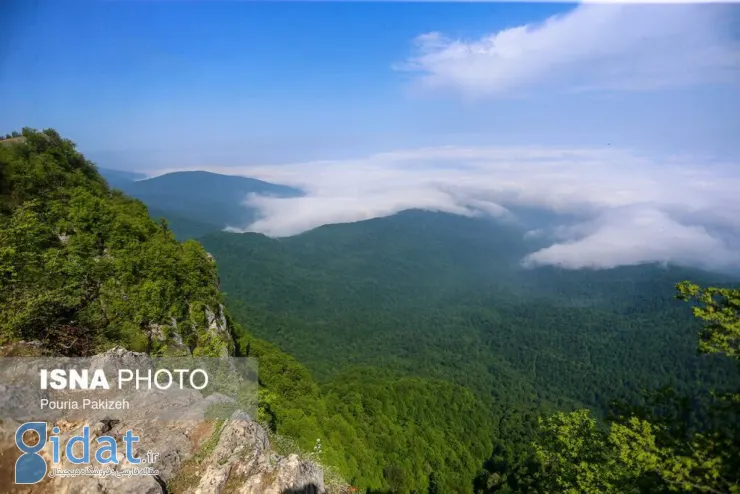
[{"left": 0, "top": 348, "right": 326, "bottom": 494}]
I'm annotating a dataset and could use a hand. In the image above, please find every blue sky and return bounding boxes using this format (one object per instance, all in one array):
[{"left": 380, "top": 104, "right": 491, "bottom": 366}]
[{"left": 2, "top": 1, "right": 738, "bottom": 169}]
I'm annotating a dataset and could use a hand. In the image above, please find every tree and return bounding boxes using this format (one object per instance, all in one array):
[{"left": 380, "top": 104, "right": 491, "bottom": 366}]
[
  {"left": 533, "top": 282, "right": 740, "bottom": 494},
  {"left": 428, "top": 472, "right": 440, "bottom": 494},
  {"left": 0, "top": 128, "right": 231, "bottom": 356},
  {"left": 384, "top": 465, "right": 409, "bottom": 493},
  {"left": 675, "top": 281, "right": 740, "bottom": 359}
]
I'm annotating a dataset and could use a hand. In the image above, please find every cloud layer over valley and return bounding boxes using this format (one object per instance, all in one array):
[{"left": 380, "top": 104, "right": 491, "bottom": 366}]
[
  {"left": 149, "top": 145, "right": 740, "bottom": 272},
  {"left": 127, "top": 4, "right": 740, "bottom": 272}
]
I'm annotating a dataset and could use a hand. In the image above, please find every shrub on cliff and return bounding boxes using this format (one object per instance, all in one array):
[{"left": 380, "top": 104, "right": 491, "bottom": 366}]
[{"left": 0, "top": 128, "right": 232, "bottom": 356}]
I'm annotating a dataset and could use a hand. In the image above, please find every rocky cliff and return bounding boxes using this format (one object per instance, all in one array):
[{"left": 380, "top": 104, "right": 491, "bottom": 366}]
[
  {"left": 0, "top": 348, "right": 326, "bottom": 494},
  {"left": 0, "top": 130, "right": 331, "bottom": 493}
]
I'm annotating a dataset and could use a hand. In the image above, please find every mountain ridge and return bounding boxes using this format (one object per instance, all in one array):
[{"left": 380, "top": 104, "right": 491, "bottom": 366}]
[{"left": 101, "top": 169, "right": 303, "bottom": 239}]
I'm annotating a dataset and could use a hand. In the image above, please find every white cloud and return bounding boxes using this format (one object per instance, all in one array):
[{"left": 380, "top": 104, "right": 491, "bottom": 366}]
[
  {"left": 154, "top": 145, "right": 740, "bottom": 271},
  {"left": 522, "top": 206, "right": 739, "bottom": 269},
  {"left": 397, "top": 4, "right": 740, "bottom": 96},
  {"left": 133, "top": 5, "right": 740, "bottom": 271}
]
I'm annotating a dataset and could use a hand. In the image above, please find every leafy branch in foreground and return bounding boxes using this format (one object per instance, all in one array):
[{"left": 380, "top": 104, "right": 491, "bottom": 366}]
[
  {"left": 676, "top": 281, "right": 740, "bottom": 360},
  {"left": 531, "top": 282, "right": 740, "bottom": 494}
]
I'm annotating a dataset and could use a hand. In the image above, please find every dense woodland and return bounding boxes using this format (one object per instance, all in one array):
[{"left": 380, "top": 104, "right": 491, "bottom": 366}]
[
  {"left": 201, "top": 213, "right": 739, "bottom": 410},
  {"left": 1, "top": 129, "right": 738, "bottom": 493},
  {"left": 0, "top": 128, "right": 233, "bottom": 356},
  {"left": 200, "top": 213, "right": 739, "bottom": 492}
]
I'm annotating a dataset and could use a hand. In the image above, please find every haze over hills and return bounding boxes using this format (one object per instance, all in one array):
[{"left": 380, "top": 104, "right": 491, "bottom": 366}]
[
  {"left": 199, "top": 210, "right": 738, "bottom": 401},
  {"left": 105, "top": 166, "right": 740, "bottom": 426},
  {"left": 193, "top": 205, "right": 740, "bottom": 491},
  {"left": 102, "top": 169, "right": 304, "bottom": 239},
  {"left": 97, "top": 167, "right": 147, "bottom": 188}
]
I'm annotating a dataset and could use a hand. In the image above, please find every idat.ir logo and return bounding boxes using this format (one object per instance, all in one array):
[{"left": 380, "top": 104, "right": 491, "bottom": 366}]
[{"left": 15, "top": 421, "right": 145, "bottom": 484}]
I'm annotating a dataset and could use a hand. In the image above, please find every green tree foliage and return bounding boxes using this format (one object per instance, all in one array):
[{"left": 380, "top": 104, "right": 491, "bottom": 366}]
[
  {"left": 0, "top": 128, "right": 231, "bottom": 356},
  {"left": 8, "top": 128, "right": 737, "bottom": 493},
  {"left": 235, "top": 324, "right": 495, "bottom": 493},
  {"left": 198, "top": 212, "right": 739, "bottom": 493},
  {"left": 201, "top": 221, "right": 737, "bottom": 414},
  {"left": 676, "top": 281, "right": 740, "bottom": 359},
  {"left": 525, "top": 282, "right": 740, "bottom": 494},
  {"left": 427, "top": 472, "right": 440, "bottom": 494}
]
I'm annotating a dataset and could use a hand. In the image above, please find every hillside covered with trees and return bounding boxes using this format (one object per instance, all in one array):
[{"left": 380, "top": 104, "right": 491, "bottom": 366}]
[
  {"left": 0, "top": 128, "right": 233, "bottom": 357},
  {"left": 0, "top": 129, "right": 498, "bottom": 492},
  {"left": 201, "top": 214, "right": 738, "bottom": 408},
  {"left": 198, "top": 212, "right": 740, "bottom": 492},
  {"left": 2, "top": 128, "right": 738, "bottom": 493}
]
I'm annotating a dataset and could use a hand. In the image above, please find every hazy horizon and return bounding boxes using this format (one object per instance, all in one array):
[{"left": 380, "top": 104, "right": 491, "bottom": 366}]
[{"left": 2, "top": 1, "right": 739, "bottom": 272}]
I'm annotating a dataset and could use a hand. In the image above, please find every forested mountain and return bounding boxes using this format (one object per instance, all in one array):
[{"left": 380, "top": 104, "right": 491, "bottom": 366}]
[
  {"left": 201, "top": 211, "right": 737, "bottom": 408},
  {"left": 0, "top": 129, "right": 233, "bottom": 357},
  {"left": 2, "top": 129, "right": 738, "bottom": 493},
  {"left": 97, "top": 167, "right": 147, "bottom": 188},
  {"left": 197, "top": 207, "right": 739, "bottom": 492},
  {"left": 112, "top": 170, "right": 303, "bottom": 239},
  {"left": 0, "top": 129, "right": 500, "bottom": 493}
]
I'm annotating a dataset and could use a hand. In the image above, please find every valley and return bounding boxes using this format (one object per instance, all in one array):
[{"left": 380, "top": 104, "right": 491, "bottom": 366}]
[{"left": 103, "top": 168, "right": 740, "bottom": 493}]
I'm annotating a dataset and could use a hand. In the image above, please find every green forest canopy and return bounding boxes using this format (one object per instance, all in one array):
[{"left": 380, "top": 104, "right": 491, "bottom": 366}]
[
  {"left": 1, "top": 128, "right": 738, "bottom": 493},
  {"left": 201, "top": 213, "right": 739, "bottom": 492},
  {"left": 0, "top": 128, "right": 232, "bottom": 357}
]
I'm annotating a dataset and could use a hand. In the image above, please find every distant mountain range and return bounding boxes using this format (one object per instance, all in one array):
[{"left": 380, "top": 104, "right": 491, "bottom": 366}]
[
  {"left": 99, "top": 168, "right": 303, "bottom": 239},
  {"left": 98, "top": 167, "right": 148, "bottom": 188},
  {"left": 94, "top": 165, "right": 740, "bottom": 492}
]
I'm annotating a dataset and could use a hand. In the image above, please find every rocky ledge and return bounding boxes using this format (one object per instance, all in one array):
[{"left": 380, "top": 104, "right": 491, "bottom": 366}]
[{"left": 0, "top": 348, "right": 325, "bottom": 494}]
